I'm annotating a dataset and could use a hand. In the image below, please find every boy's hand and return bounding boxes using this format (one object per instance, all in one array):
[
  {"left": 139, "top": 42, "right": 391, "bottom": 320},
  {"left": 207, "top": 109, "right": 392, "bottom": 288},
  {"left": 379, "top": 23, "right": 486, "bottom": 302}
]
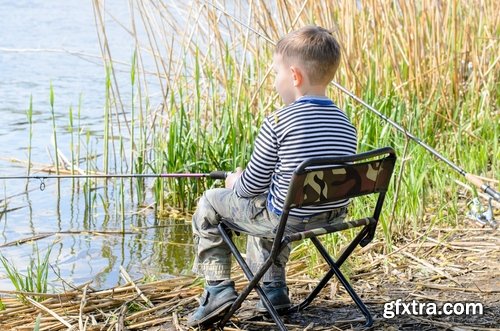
[{"left": 225, "top": 167, "right": 243, "bottom": 189}]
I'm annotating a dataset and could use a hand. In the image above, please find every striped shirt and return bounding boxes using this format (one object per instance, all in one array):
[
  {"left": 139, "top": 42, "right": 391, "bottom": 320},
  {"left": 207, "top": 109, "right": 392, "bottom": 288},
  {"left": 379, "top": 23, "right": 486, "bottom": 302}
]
[{"left": 233, "top": 95, "right": 358, "bottom": 217}]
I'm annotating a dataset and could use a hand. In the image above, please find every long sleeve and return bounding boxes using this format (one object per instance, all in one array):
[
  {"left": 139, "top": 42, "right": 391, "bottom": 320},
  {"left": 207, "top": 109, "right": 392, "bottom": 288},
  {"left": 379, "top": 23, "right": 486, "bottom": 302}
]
[{"left": 233, "top": 117, "right": 278, "bottom": 197}]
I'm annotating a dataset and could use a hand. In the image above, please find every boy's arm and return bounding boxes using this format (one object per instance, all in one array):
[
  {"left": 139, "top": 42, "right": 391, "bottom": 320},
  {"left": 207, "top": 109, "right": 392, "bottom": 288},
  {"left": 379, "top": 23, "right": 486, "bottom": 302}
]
[{"left": 233, "top": 117, "right": 278, "bottom": 197}]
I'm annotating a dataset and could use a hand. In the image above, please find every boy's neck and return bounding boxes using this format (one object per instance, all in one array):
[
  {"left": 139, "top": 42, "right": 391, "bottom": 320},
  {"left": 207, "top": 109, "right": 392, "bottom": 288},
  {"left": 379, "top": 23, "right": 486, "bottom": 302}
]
[
  {"left": 298, "top": 94, "right": 330, "bottom": 100},
  {"left": 297, "top": 85, "right": 327, "bottom": 98}
]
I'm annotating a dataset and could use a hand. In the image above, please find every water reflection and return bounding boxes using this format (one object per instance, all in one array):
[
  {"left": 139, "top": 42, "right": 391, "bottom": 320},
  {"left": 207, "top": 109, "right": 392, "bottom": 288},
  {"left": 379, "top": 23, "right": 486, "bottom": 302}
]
[{"left": 0, "top": 176, "right": 196, "bottom": 290}]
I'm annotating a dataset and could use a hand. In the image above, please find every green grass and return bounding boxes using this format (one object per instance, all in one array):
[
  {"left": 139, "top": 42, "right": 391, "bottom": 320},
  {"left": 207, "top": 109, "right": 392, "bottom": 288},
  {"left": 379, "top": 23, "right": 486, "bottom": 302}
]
[{"left": 0, "top": 243, "right": 53, "bottom": 302}]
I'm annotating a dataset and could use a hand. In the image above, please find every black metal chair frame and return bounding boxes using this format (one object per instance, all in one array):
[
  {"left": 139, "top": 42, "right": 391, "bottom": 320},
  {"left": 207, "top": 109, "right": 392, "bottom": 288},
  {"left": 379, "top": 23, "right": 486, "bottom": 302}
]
[{"left": 217, "top": 147, "right": 397, "bottom": 330}]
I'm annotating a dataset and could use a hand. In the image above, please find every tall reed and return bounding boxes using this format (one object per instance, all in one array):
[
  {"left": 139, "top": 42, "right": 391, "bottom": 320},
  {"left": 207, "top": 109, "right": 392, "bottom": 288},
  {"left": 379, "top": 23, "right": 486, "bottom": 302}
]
[
  {"left": 25, "top": 95, "right": 33, "bottom": 191},
  {"left": 103, "top": 66, "right": 111, "bottom": 174},
  {"left": 49, "top": 84, "right": 60, "bottom": 175}
]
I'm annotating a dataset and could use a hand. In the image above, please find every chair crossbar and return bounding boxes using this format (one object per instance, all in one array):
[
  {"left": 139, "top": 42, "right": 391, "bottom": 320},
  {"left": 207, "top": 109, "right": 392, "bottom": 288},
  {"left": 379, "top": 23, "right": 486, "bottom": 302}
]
[{"left": 285, "top": 217, "right": 374, "bottom": 242}]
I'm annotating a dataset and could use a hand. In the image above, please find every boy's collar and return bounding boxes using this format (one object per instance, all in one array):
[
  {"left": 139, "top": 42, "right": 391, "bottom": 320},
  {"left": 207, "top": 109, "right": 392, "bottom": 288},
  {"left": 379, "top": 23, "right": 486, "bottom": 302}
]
[{"left": 294, "top": 95, "right": 334, "bottom": 105}]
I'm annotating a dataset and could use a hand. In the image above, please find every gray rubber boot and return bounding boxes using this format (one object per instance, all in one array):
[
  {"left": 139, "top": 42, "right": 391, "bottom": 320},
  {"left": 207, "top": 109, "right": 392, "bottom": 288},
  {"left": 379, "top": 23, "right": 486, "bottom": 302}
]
[
  {"left": 187, "top": 280, "right": 238, "bottom": 328},
  {"left": 255, "top": 281, "right": 292, "bottom": 314}
]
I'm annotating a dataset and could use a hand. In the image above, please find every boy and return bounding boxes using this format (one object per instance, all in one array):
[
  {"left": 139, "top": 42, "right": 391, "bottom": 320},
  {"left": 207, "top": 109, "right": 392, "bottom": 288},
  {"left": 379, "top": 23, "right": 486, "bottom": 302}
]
[{"left": 188, "top": 25, "right": 357, "bottom": 327}]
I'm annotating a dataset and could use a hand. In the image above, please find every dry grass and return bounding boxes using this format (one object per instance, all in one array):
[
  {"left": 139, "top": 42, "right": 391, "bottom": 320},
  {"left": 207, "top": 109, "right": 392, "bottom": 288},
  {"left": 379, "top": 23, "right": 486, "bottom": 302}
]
[{"left": 0, "top": 226, "right": 497, "bottom": 330}]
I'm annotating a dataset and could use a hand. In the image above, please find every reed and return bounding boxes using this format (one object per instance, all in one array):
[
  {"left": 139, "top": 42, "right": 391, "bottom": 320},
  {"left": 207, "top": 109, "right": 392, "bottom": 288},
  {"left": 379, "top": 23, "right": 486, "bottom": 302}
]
[
  {"left": 33, "top": 314, "right": 41, "bottom": 331},
  {"left": 0, "top": 190, "right": 6, "bottom": 223},
  {"left": 49, "top": 84, "right": 60, "bottom": 175},
  {"left": 68, "top": 105, "right": 77, "bottom": 192},
  {"left": 25, "top": 95, "right": 33, "bottom": 191},
  {"left": 130, "top": 50, "right": 137, "bottom": 175},
  {"left": 89, "top": 0, "right": 498, "bottom": 248},
  {"left": 103, "top": 66, "right": 111, "bottom": 174},
  {"left": 76, "top": 95, "right": 83, "bottom": 181}
]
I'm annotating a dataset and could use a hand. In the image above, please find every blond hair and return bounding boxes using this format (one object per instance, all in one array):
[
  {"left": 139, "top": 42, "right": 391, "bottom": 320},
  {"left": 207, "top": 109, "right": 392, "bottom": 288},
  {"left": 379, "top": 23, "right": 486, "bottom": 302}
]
[{"left": 275, "top": 26, "right": 341, "bottom": 85}]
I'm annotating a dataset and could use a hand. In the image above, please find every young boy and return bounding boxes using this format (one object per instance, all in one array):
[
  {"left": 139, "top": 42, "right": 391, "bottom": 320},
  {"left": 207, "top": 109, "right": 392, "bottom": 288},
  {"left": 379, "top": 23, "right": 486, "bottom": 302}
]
[{"left": 188, "top": 25, "right": 358, "bottom": 327}]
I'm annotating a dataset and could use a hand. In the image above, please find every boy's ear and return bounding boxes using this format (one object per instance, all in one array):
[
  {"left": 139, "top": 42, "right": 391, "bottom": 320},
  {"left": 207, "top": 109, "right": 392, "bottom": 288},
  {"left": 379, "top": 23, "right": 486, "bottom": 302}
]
[{"left": 290, "top": 66, "right": 303, "bottom": 87}]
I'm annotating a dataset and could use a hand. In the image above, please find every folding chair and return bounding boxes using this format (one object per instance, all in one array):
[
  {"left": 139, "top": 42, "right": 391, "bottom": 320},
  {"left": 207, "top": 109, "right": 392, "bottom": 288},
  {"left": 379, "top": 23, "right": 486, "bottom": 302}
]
[{"left": 217, "top": 147, "right": 397, "bottom": 330}]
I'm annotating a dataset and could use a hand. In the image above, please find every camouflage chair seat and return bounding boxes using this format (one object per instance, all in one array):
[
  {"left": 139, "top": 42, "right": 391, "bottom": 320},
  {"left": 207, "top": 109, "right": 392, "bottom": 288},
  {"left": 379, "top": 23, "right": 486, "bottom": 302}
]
[{"left": 218, "top": 147, "right": 397, "bottom": 330}]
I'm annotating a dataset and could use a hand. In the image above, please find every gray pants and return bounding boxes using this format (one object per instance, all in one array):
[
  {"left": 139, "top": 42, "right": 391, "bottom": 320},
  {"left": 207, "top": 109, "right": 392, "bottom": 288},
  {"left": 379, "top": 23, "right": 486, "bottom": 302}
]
[{"left": 191, "top": 188, "right": 346, "bottom": 282}]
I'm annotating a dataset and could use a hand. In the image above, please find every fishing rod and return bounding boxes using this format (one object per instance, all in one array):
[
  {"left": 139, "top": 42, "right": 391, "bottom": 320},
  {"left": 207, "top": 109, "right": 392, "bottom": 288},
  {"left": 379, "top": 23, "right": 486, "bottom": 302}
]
[
  {"left": 0, "top": 172, "right": 228, "bottom": 180},
  {"left": 0, "top": 171, "right": 228, "bottom": 190},
  {"left": 330, "top": 81, "right": 499, "bottom": 203},
  {"left": 202, "top": 0, "right": 499, "bottom": 205}
]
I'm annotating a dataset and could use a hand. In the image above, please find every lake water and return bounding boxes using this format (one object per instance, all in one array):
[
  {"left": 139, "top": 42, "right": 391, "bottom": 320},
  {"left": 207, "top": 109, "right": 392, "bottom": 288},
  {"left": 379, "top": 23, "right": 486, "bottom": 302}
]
[{"left": 0, "top": 1, "right": 190, "bottom": 290}]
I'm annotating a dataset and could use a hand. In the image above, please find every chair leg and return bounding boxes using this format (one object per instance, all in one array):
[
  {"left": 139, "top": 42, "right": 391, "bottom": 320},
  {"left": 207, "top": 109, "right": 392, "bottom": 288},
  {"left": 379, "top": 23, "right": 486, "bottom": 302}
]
[
  {"left": 310, "top": 236, "right": 373, "bottom": 327},
  {"left": 217, "top": 224, "right": 288, "bottom": 331},
  {"left": 290, "top": 268, "right": 336, "bottom": 313},
  {"left": 292, "top": 228, "right": 368, "bottom": 312}
]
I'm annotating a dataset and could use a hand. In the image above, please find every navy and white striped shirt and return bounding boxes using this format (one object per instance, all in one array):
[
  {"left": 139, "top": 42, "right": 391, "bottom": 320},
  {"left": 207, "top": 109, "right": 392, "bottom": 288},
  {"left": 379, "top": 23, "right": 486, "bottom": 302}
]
[{"left": 233, "top": 95, "right": 358, "bottom": 217}]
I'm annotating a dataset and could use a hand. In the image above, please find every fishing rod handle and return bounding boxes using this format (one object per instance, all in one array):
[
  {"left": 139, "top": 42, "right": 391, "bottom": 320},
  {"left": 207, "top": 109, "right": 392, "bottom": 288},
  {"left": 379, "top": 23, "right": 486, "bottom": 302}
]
[
  {"left": 465, "top": 173, "right": 500, "bottom": 202},
  {"left": 208, "top": 171, "right": 228, "bottom": 180}
]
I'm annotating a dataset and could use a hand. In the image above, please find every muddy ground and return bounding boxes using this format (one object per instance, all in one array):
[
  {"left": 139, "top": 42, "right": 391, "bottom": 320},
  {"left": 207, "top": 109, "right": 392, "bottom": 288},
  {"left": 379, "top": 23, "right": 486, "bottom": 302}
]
[{"left": 167, "top": 274, "right": 499, "bottom": 331}]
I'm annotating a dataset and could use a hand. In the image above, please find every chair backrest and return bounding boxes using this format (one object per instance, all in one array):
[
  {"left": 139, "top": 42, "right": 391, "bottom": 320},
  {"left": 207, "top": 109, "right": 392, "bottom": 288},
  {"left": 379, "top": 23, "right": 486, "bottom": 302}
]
[{"left": 283, "top": 147, "right": 396, "bottom": 210}]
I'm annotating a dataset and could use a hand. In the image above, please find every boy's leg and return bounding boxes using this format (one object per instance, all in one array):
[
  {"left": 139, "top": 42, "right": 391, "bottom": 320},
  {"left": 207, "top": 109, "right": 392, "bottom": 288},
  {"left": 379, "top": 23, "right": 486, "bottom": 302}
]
[
  {"left": 191, "top": 188, "right": 275, "bottom": 281},
  {"left": 189, "top": 188, "right": 275, "bottom": 327},
  {"left": 246, "top": 236, "right": 289, "bottom": 283},
  {"left": 246, "top": 209, "right": 348, "bottom": 313},
  {"left": 247, "top": 236, "right": 292, "bottom": 313}
]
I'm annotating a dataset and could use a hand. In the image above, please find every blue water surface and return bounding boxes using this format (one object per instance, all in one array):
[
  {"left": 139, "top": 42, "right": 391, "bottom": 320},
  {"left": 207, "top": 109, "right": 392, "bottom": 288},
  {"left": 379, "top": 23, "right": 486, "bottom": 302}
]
[{"left": 0, "top": 0, "right": 189, "bottom": 290}]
